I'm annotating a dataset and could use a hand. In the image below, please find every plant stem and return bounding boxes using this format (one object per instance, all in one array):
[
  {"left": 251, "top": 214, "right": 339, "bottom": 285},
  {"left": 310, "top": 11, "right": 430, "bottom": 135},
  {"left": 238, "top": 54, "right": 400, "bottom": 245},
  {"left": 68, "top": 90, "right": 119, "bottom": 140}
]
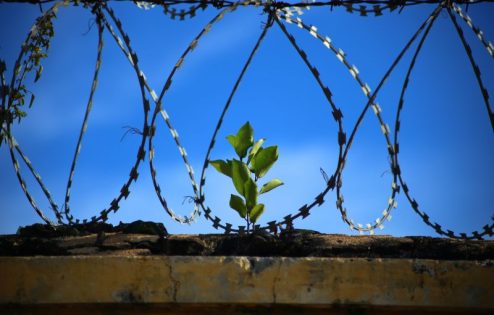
[{"left": 246, "top": 214, "right": 250, "bottom": 234}]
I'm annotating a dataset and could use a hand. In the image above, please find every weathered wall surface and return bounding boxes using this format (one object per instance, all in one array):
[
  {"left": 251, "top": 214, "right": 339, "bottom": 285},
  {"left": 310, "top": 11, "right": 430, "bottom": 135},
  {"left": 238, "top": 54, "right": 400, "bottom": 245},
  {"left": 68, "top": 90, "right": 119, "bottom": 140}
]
[
  {"left": 1, "top": 256, "right": 493, "bottom": 314},
  {"left": 1, "top": 232, "right": 493, "bottom": 314}
]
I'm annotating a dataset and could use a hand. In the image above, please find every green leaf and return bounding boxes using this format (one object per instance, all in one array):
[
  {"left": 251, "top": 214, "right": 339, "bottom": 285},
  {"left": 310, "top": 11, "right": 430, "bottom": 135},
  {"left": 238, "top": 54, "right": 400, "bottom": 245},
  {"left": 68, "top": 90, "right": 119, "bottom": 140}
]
[
  {"left": 34, "top": 65, "right": 43, "bottom": 82},
  {"left": 244, "top": 177, "right": 258, "bottom": 210},
  {"left": 250, "top": 145, "right": 279, "bottom": 178},
  {"left": 234, "top": 122, "right": 254, "bottom": 159},
  {"left": 209, "top": 159, "right": 231, "bottom": 177},
  {"left": 229, "top": 194, "right": 247, "bottom": 218},
  {"left": 249, "top": 203, "right": 265, "bottom": 223},
  {"left": 231, "top": 159, "right": 250, "bottom": 196},
  {"left": 247, "top": 138, "right": 265, "bottom": 164},
  {"left": 259, "top": 179, "right": 283, "bottom": 194},
  {"left": 226, "top": 135, "right": 236, "bottom": 149},
  {"left": 29, "top": 94, "right": 35, "bottom": 108}
]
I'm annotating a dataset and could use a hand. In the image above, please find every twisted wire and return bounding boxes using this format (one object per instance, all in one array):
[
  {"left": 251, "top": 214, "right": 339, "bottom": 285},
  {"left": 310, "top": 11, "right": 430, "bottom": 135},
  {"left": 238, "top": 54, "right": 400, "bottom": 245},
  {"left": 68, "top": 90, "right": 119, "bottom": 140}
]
[
  {"left": 274, "top": 9, "right": 412, "bottom": 234},
  {"left": 333, "top": 3, "right": 444, "bottom": 234},
  {"left": 63, "top": 2, "right": 154, "bottom": 225},
  {"left": 271, "top": 14, "right": 345, "bottom": 227},
  {"left": 342, "top": 2, "right": 393, "bottom": 15},
  {"left": 452, "top": 3, "right": 494, "bottom": 58},
  {"left": 197, "top": 8, "right": 277, "bottom": 234},
  {"left": 390, "top": 3, "right": 493, "bottom": 239},
  {"left": 3, "top": 0, "right": 494, "bottom": 7},
  {"left": 63, "top": 4, "right": 105, "bottom": 224},
  {"left": 2, "top": 1, "right": 153, "bottom": 226},
  {"left": 98, "top": 0, "right": 208, "bottom": 224},
  {"left": 1, "top": 0, "right": 493, "bottom": 237},
  {"left": 447, "top": 6, "right": 493, "bottom": 133},
  {"left": 2, "top": 1, "right": 68, "bottom": 225},
  {"left": 147, "top": 6, "right": 239, "bottom": 225},
  {"left": 5, "top": 136, "right": 58, "bottom": 225},
  {"left": 194, "top": 5, "right": 347, "bottom": 234},
  {"left": 162, "top": 2, "right": 205, "bottom": 19}
]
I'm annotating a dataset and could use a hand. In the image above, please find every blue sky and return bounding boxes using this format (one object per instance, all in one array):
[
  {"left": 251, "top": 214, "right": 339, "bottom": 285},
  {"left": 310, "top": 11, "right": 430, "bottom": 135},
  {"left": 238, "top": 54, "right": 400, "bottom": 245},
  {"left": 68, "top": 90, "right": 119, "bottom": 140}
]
[{"left": 0, "top": 1, "right": 493, "bottom": 237}]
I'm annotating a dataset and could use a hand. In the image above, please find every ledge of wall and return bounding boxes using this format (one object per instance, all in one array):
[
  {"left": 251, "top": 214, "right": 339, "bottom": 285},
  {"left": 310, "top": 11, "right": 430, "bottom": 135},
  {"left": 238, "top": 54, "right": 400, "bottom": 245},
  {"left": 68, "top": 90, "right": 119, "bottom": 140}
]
[{"left": 1, "top": 230, "right": 494, "bottom": 259}]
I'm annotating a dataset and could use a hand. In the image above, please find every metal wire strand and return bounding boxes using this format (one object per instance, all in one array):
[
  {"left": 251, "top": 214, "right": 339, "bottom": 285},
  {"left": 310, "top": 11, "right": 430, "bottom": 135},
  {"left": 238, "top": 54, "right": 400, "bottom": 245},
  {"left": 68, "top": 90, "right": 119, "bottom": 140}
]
[
  {"left": 63, "top": 5, "right": 105, "bottom": 224},
  {"left": 2, "top": 0, "right": 494, "bottom": 7},
  {"left": 61, "top": 2, "right": 154, "bottom": 225},
  {"left": 272, "top": 14, "right": 345, "bottom": 227},
  {"left": 98, "top": 3, "right": 198, "bottom": 224},
  {"left": 275, "top": 10, "right": 402, "bottom": 233},
  {"left": 452, "top": 3, "right": 494, "bottom": 59},
  {"left": 2, "top": 0, "right": 493, "bottom": 238},
  {"left": 447, "top": 6, "right": 493, "bottom": 133},
  {"left": 334, "top": 3, "right": 444, "bottom": 234},
  {"left": 391, "top": 4, "right": 494, "bottom": 239},
  {"left": 2, "top": 1, "right": 68, "bottom": 225},
  {"left": 197, "top": 9, "right": 276, "bottom": 233},
  {"left": 147, "top": 6, "right": 239, "bottom": 225}
]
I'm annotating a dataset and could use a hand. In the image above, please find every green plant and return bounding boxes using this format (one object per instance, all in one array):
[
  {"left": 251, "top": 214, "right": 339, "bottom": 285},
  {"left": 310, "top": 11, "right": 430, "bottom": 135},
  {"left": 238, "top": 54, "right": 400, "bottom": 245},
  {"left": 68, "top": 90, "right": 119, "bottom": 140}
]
[
  {"left": 13, "top": 9, "right": 55, "bottom": 117},
  {"left": 210, "top": 122, "right": 283, "bottom": 232}
]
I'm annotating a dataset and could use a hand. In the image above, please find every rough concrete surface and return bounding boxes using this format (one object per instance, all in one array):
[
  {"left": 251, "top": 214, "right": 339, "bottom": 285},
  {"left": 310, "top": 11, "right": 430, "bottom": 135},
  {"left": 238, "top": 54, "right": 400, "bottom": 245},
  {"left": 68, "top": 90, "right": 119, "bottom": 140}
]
[
  {"left": 1, "top": 256, "right": 493, "bottom": 309},
  {"left": 1, "top": 222, "right": 493, "bottom": 314},
  {"left": 1, "top": 230, "right": 494, "bottom": 259}
]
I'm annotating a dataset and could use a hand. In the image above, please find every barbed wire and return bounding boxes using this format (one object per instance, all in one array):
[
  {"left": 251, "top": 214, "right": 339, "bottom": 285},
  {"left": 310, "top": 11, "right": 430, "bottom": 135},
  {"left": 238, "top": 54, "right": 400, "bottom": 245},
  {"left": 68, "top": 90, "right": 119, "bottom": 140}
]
[
  {"left": 148, "top": 5, "right": 240, "bottom": 225},
  {"left": 1, "top": 0, "right": 493, "bottom": 6},
  {"left": 0, "top": 0, "right": 493, "bottom": 238},
  {"left": 2, "top": 1, "right": 65, "bottom": 226},
  {"left": 389, "top": 3, "right": 494, "bottom": 239},
  {"left": 63, "top": 3, "right": 105, "bottom": 224}
]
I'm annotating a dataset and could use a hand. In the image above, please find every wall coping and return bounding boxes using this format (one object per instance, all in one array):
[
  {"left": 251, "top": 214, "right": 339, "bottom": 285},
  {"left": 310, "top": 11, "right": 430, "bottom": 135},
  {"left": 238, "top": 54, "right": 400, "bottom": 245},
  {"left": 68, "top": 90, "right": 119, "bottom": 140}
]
[{"left": 1, "top": 231, "right": 494, "bottom": 259}]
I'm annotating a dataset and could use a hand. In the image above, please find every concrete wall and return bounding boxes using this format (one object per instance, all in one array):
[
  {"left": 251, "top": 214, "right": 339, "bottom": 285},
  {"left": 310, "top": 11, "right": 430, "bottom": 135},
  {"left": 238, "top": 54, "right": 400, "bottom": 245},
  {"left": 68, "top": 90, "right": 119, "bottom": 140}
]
[{"left": 1, "top": 256, "right": 493, "bottom": 314}]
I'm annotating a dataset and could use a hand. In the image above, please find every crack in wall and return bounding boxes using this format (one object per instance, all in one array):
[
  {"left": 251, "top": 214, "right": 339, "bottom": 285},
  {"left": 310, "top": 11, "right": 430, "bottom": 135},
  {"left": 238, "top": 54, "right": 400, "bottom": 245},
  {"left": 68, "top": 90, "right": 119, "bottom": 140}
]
[
  {"left": 167, "top": 258, "right": 180, "bottom": 302},
  {"left": 272, "top": 258, "right": 282, "bottom": 303}
]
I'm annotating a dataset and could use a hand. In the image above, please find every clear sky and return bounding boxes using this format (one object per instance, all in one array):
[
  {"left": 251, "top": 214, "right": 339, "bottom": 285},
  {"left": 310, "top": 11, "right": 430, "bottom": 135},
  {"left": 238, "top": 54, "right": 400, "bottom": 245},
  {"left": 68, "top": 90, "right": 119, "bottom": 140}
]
[{"left": 0, "top": 1, "right": 493, "bottom": 237}]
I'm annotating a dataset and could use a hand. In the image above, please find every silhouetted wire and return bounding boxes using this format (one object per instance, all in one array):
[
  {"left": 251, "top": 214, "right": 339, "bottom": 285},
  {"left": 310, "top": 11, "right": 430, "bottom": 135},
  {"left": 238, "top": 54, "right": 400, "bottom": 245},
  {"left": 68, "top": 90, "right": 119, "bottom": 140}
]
[
  {"left": 147, "top": 6, "right": 237, "bottom": 225},
  {"left": 1, "top": 0, "right": 493, "bottom": 238},
  {"left": 63, "top": 4, "right": 105, "bottom": 224},
  {"left": 448, "top": 6, "right": 493, "bottom": 133},
  {"left": 2, "top": 0, "right": 494, "bottom": 6},
  {"left": 2, "top": 2, "right": 67, "bottom": 225},
  {"left": 72, "top": 1, "right": 152, "bottom": 224},
  {"left": 196, "top": 9, "right": 278, "bottom": 234},
  {"left": 332, "top": 4, "right": 446, "bottom": 235},
  {"left": 390, "top": 2, "right": 494, "bottom": 239}
]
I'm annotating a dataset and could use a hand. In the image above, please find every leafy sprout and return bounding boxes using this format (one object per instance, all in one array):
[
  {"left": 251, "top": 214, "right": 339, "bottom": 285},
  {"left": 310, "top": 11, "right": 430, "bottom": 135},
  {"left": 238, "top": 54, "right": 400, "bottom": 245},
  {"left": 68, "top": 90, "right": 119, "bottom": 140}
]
[{"left": 210, "top": 122, "right": 283, "bottom": 232}]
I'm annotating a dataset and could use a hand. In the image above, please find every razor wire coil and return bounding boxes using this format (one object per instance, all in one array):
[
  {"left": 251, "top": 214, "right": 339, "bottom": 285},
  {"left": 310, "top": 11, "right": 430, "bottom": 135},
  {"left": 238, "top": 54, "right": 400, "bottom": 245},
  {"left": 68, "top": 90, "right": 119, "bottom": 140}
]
[{"left": 0, "top": 0, "right": 493, "bottom": 238}]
